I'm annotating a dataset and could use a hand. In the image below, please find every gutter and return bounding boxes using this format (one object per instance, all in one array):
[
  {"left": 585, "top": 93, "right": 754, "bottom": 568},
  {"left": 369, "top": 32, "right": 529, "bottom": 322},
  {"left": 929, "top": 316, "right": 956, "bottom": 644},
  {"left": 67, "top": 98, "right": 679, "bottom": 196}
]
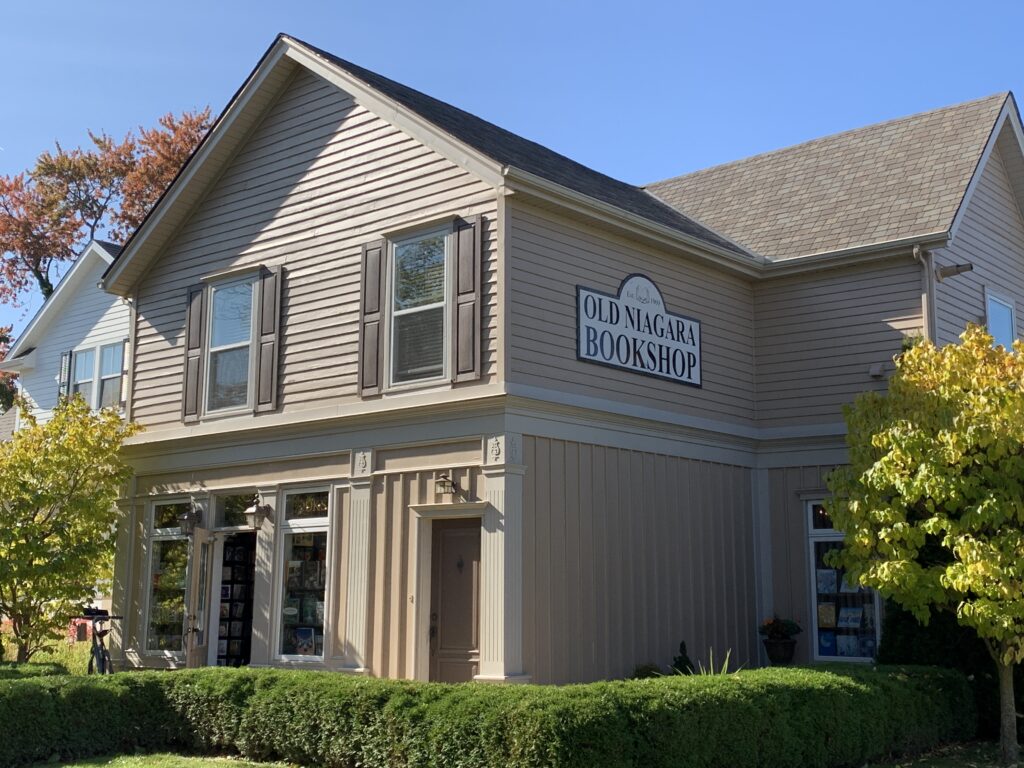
[
  {"left": 914, "top": 244, "right": 939, "bottom": 342},
  {"left": 762, "top": 231, "right": 949, "bottom": 277}
]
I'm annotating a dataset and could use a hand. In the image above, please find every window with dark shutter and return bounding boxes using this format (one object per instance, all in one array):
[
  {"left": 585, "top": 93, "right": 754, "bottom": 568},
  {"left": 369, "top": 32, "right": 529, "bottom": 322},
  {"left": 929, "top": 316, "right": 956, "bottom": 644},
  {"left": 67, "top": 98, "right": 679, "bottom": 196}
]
[
  {"left": 451, "top": 215, "right": 482, "bottom": 383},
  {"left": 254, "top": 266, "right": 283, "bottom": 413},
  {"left": 359, "top": 241, "right": 386, "bottom": 397},
  {"left": 57, "top": 350, "right": 72, "bottom": 401},
  {"left": 182, "top": 284, "right": 206, "bottom": 423}
]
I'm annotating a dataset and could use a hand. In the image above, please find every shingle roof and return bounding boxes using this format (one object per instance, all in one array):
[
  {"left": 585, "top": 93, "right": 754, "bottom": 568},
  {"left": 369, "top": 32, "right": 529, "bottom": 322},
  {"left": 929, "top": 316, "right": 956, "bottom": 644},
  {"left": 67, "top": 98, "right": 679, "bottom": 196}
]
[
  {"left": 646, "top": 93, "right": 1009, "bottom": 261},
  {"left": 291, "top": 36, "right": 750, "bottom": 258},
  {"left": 95, "top": 240, "right": 123, "bottom": 257}
]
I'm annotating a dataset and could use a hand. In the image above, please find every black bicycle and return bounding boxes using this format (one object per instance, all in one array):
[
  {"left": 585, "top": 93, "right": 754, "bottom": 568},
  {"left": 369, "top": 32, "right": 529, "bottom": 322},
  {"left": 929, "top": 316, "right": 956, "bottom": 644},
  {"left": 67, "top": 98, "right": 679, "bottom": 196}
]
[{"left": 77, "top": 608, "right": 122, "bottom": 675}]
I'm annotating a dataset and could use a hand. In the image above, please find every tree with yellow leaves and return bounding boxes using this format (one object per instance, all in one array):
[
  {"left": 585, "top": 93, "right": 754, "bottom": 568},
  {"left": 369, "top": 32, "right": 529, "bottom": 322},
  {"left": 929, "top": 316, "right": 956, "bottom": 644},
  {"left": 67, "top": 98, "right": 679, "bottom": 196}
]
[
  {"left": 827, "top": 325, "right": 1024, "bottom": 766},
  {"left": 0, "top": 396, "right": 139, "bottom": 663}
]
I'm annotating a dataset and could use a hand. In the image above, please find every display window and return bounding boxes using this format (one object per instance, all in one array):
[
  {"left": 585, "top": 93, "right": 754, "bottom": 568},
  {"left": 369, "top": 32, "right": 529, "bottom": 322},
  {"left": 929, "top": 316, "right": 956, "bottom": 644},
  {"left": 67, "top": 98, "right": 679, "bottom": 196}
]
[
  {"left": 276, "top": 489, "right": 331, "bottom": 659},
  {"left": 807, "top": 500, "right": 881, "bottom": 661},
  {"left": 145, "top": 501, "right": 191, "bottom": 654}
]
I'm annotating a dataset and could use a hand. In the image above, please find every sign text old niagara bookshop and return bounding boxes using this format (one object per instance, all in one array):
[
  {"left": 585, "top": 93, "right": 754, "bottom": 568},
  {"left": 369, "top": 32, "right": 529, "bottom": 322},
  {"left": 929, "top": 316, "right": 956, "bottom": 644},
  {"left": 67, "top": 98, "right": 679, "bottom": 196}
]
[{"left": 577, "top": 274, "right": 701, "bottom": 386}]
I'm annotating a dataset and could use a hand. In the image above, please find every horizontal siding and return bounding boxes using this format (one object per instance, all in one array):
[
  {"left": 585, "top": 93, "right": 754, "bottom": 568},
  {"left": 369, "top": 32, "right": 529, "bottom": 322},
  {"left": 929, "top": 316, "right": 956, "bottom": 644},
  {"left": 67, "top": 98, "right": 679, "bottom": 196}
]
[
  {"left": 19, "top": 256, "right": 130, "bottom": 422},
  {"left": 508, "top": 201, "right": 756, "bottom": 425},
  {"left": 522, "top": 435, "right": 757, "bottom": 683},
  {"left": 132, "top": 68, "right": 498, "bottom": 432},
  {"left": 935, "top": 143, "right": 1024, "bottom": 345},
  {"left": 754, "top": 260, "right": 923, "bottom": 426}
]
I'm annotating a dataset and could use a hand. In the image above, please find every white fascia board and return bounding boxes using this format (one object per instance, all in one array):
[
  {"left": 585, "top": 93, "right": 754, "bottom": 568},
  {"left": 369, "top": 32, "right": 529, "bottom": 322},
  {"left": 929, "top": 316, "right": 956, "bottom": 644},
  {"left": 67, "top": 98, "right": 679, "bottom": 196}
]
[
  {"left": 101, "top": 42, "right": 292, "bottom": 296},
  {"left": 282, "top": 43, "right": 506, "bottom": 190},
  {"left": 949, "top": 96, "right": 1013, "bottom": 243},
  {"left": 0, "top": 348, "right": 36, "bottom": 373}
]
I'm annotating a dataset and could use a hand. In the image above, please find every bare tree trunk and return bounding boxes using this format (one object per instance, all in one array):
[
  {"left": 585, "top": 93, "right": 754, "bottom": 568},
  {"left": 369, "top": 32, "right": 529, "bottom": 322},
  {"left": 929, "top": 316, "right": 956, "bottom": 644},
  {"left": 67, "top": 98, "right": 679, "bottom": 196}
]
[
  {"left": 15, "top": 642, "right": 29, "bottom": 664},
  {"left": 998, "top": 659, "right": 1019, "bottom": 767}
]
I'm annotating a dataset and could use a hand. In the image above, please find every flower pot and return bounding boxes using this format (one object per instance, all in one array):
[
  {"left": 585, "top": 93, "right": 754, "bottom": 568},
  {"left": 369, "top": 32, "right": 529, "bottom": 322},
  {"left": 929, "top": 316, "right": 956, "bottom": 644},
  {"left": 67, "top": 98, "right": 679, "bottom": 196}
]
[{"left": 762, "top": 638, "right": 797, "bottom": 666}]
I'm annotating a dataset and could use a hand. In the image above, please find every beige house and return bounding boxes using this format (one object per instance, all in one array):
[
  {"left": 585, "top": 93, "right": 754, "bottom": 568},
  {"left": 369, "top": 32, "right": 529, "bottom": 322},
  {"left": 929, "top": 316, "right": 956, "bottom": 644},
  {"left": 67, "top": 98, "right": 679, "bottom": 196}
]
[{"left": 102, "top": 34, "right": 1024, "bottom": 682}]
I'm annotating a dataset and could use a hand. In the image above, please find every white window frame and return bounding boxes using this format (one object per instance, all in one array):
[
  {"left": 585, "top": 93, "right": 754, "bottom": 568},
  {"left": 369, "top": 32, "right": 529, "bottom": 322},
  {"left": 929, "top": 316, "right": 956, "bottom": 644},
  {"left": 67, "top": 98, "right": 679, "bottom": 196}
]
[
  {"left": 272, "top": 486, "right": 334, "bottom": 664},
  {"left": 204, "top": 273, "right": 258, "bottom": 416},
  {"left": 386, "top": 225, "right": 452, "bottom": 391},
  {"left": 142, "top": 498, "right": 192, "bottom": 659},
  {"left": 209, "top": 489, "right": 258, "bottom": 531},
  {"left": 985, "top": 287, "right": 1016, "bottom": 350},
  {"left": 70, "top": 342, "right": 126, "bottom": 411},
  {"left": 806, "top": 499, "right": 881, "bottom": 663}
]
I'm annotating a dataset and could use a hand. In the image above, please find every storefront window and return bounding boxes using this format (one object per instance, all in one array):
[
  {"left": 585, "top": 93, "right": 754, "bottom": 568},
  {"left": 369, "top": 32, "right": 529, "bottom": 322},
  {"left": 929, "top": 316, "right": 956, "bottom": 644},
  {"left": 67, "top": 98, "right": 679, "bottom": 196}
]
[
  {"left": 807, "top": 501, "right": 880, "bottom": 661},
  {"left": 146, "top": 501, "right": 190, "bottom": 653},
  {"left": 215, "top": 493, "right": 254, "bottom": 527},
  {"left": 277, "top": 489, "right": 330, "bottom": 659}
]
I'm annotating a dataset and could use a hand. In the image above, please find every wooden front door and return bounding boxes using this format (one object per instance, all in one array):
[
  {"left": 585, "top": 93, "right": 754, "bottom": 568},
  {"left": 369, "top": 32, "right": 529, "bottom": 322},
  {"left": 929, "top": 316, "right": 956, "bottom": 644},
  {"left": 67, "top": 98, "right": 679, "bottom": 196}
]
[{"left": 429, "top": 519, "right": 481, "bottom": 682}]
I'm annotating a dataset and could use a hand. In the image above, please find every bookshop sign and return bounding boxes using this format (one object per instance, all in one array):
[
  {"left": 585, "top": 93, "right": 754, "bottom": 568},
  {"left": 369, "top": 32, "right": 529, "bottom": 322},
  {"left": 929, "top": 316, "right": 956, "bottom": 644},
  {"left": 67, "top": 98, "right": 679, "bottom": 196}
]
[{"left": 577, "top": 274, "right": 701, "bottom": 386}]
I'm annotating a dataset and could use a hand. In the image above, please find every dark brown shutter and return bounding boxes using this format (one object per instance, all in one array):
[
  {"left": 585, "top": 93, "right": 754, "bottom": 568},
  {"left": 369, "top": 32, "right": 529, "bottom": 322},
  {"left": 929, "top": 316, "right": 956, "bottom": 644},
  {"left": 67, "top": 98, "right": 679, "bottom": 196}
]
[
  {"left": 254, "top": 266, "right": 283, "bottom": 413},
  {"left": 182, "top": 284, "right": 206, "bottom": 423},
  {"left": 452, "top": 215, "right": 482, "bottom": 382},
  {"left": 58, "top": 350, "right": 72, "bottom": 401},
  {"left": 119, "top": 338, "right": 129, "bottom": 411},
  {"left": 359, "top": 240, "right": 386, "bottom": 396}
]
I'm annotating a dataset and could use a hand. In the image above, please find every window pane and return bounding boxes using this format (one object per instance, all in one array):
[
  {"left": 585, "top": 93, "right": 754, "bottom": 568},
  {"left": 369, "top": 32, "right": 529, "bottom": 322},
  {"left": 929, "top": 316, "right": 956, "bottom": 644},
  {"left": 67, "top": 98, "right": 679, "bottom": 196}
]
[
  {"left": 813, "top": 540, "right": 877, "bottom": 659},
  {"left": 211, "top": 281, "right": 253, "bottom": 348},
  {"left": 394, "top": 234, "right": 445, "bottom": 310},
  {"left": 280, "top": 531, "right": 327, "bottom": 657},
  {"left": 73, "top": 349, "right": 95, "bottom": 381},
  {"left": 208, "top": 347, "right": 250, "bottom": 410},
  {"left": 100, "top": 343, "right": 123, "bottom": 377},
  {"left": 146, "top": 538, "right": 188, "bottom": 652},
  {"left": 216, "top": 494, "right": 253, "bottom": 527},
  {"left": 154, "top": 502, "right": 189, "bottom": 530},
  {"left": 811, "top": 503, "right": 833, "bottom": 530},
  {"left": 99, "top": 377, "right": 121, "bottom": 409},
  {"left": 987, "top": 297, "right": 1014, "bottom": 350},
  {"left": 393, "top": 306, "right": 444, "bottom": 383},
  {"left": 72, "top": 381, "right": 93, "bottom": 405},
  {"left": 285, "top": 491, "right": 329, "bottom": 520}
]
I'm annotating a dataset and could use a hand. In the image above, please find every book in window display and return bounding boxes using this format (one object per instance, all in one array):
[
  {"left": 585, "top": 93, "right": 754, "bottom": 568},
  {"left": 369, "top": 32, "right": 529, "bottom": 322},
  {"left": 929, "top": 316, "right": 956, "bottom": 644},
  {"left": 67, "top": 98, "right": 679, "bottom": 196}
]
[
  {"left": 860, "top": 636, "right": 877, "bottom": 658},
  {"left": 315, "top": 633, "right": 324, "bottom": 657},
  {"left": 303, "top": 560, "right": 320, "bottom": 589},
  {"left": 301, "top": 598, "right": 317, "bottom": 624},
  {"left": 837, "top": 606, "right": 863, "bottom": 629},
  {"left": 286, "top": 561, "right": 303, "bottom": 589},
  {"left": 818, "top": 630, "right": 837, "bottom": 656},
  {"left": 817, "top": 602, "right": 836, "bottom": 628},
  {"left": 836, "top": 635, "right": 860, "bottom": 657},
  {"left": 294, "top": 627, "right": 315, "bottom": 655},
  {"left": 217, "top": 639, "right": 228, "bottom": 656},
  {"left": 816, "top": 568, "right": 838, "bottom": 594},
  {"left": 231, "top": 602, "right": 246, "bottom": 619}
]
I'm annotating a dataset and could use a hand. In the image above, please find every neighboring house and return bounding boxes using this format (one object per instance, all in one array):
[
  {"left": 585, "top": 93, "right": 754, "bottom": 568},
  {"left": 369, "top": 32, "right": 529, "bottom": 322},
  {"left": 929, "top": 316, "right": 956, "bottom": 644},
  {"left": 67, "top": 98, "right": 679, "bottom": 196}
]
[
  {"left": 1, "top": 240, "right": 129, "bottom": 424},
  {"left": 98, "top": 34, "right": 1024, "bottom": 682}
]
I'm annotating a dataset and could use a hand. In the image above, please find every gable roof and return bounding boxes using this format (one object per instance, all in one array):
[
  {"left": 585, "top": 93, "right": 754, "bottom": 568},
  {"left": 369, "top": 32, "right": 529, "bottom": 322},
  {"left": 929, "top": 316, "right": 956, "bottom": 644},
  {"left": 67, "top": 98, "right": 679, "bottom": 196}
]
[
  {"left": 646, "top": 93, "right": 1011, "bottom": 261},
  {"left": 3, "top": 240, "right": 122, "bottom": 369}
]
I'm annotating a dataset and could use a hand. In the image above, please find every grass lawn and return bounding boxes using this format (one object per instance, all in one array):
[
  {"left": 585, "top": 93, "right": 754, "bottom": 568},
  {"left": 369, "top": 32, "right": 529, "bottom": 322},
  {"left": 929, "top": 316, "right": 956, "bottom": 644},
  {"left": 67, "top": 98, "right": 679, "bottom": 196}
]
[
  {"left": 31, "top": 755, "right": 295, "bottom": 767},
  {"left": 878, "top": 742, "right": 1002, "bottom": 767}
]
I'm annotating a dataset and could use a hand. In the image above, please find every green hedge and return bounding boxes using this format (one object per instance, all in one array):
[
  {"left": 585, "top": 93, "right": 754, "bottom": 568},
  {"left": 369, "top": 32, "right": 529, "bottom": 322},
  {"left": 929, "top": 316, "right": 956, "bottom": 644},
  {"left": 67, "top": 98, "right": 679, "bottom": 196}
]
[{"left": 0, "top": 665, "right": 975, "bottom": 768}]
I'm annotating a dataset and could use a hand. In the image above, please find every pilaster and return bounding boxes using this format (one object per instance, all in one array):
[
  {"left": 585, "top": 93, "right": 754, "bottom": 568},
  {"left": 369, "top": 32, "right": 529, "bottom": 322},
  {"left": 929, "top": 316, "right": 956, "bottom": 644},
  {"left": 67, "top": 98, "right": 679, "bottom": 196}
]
[{"left": 343, "top": 449, "right": 374, "bottom": 670}]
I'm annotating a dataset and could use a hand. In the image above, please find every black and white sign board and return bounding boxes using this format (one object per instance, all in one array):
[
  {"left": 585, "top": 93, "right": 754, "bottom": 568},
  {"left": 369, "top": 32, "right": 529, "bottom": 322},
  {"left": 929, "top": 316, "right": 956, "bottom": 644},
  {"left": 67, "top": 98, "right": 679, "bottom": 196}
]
[{"left": 577, "top": 274, "right": 701, "bottom": 387}]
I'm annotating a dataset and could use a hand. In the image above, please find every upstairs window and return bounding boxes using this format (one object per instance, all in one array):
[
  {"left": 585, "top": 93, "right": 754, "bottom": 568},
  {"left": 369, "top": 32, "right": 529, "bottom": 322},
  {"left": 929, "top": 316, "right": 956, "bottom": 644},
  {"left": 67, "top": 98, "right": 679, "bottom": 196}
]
[
  {"left": 390, "top": 227, "right": 449, "bottom": 385},
  {"left": 986, "top": 291, "right": 1015, "bottom": 350},
  {"left": 67, "top": 342, "right": 125, "bottom": 411},
  {"left": 99, "top": 343, "right": 124, "bottom": 408},
  {"left": 206, "top": 276, "right": 256, "bottom": 412},
  {"left": 71, "top": 349, "right": 95, "bottom": 403}
]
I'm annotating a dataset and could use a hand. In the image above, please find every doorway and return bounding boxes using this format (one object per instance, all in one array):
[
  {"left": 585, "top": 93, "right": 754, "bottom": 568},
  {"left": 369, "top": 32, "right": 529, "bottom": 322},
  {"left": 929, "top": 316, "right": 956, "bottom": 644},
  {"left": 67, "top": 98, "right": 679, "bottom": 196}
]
[
  {"left": 429, "top": 518, "right": 481, "bottom": 682},
  {"left": 212, "top": 532, "right": 256, "bottom": 666}
]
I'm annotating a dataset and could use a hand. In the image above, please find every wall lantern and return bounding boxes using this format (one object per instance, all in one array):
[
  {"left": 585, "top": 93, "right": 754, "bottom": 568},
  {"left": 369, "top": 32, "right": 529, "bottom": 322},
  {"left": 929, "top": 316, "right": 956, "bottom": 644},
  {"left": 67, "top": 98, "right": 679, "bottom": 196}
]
[
  {"left": 243, "top": 492, "right": 273, "bottom": 530},
  {"left": 435, "top": 474, "right": 459, "bottom": 496},
  {"left": 178, "top": 500, "right": 203, "bottom": 536}
]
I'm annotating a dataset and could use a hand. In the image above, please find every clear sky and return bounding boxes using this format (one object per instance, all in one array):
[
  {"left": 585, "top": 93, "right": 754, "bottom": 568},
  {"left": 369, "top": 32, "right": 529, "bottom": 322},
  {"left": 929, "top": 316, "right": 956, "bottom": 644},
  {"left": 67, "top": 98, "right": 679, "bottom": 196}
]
[{"left": 2, "top": 0, "right": 1022, "bottom": 334}]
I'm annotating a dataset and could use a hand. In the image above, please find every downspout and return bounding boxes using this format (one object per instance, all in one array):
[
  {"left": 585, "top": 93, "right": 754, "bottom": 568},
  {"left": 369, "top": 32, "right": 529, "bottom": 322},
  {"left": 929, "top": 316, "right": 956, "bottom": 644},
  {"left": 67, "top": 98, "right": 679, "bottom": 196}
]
[{"left": 914, "top": 244, "right": 938, "bottom": 342}]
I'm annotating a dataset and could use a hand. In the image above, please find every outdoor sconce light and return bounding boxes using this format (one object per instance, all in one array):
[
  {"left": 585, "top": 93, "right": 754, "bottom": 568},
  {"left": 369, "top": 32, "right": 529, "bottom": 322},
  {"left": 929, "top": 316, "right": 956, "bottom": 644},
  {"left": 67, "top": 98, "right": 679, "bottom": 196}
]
[
  {"left": 935, "top": 262, "right": 974, "bottom": 282},
  {"left": 435, "top": 474, "right": 459, "bottom": 496},
  {"left": 243, "top": 492, "right": 273, "bottom": 530},
  {"left": 178, "top": 501, "right": 203, "bottom": 537}
]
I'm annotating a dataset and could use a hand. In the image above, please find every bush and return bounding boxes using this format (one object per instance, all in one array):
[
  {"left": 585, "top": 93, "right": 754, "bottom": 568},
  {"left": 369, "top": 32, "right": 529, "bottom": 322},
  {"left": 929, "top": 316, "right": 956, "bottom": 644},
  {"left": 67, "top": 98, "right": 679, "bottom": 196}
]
[
  {"left": 878, "top": 601, "right": 1023, "bottom": 740},
  {"left": 0, "top": 664, "right": 976, "bottom": 767}
]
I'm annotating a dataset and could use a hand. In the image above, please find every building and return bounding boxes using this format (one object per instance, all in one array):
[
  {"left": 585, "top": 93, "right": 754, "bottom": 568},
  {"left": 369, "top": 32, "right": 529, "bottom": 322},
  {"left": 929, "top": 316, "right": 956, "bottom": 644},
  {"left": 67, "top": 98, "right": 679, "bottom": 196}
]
[{"left": 100, "top": 34, "right": 1024, "bottom": 682}]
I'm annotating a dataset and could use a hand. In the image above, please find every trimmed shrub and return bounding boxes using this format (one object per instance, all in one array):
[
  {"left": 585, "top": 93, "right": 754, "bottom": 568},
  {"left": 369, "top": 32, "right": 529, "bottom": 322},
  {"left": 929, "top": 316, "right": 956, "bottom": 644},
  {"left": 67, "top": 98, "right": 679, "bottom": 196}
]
[{"left": 0, "top": 664, "right": 976, "bottom": 767}]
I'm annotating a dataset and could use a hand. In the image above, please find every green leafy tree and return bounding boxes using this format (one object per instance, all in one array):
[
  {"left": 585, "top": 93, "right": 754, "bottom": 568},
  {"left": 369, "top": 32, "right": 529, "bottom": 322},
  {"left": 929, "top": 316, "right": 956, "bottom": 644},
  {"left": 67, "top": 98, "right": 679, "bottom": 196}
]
[
  {"left": 826, "top": 325, "right": 1024, "bottom": 766},
  {"left": 0, "top": 396, "right": 139, "bottom": 662}
]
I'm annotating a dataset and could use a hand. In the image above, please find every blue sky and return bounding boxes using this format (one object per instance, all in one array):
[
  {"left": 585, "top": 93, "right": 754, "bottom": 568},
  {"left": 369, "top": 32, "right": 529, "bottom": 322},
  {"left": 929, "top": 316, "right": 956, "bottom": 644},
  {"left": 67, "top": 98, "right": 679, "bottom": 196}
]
[{"left": 2, "top": 0, "right": 1022, "bottom": 334}]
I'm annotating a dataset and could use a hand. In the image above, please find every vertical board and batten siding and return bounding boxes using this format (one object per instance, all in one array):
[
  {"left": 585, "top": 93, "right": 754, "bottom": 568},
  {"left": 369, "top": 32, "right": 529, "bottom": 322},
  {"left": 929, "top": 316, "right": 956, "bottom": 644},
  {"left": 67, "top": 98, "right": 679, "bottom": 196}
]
[
  {"left": 131, "top": 68, "right": 498, "bottom": 431},
  {"left": 19, "top": 256, "right": 130, "bottom": 422},
  {"left": 766, "top": 464, "right": 832, "bottom": 665},
  {"left": 366, "top": 466, "right": 480, "bottom": 679},
  {"left": 522, "top": 435, "right": 757, "bottom": 683},
  {"left": 934, "top": 143, "right": 1024, "bottom": 345},
  {"left": 507, "top": 201, "right": 756, "bottom": 425},
  {"left": 754, "top": 260, "right": 923, "bottom": 427}
]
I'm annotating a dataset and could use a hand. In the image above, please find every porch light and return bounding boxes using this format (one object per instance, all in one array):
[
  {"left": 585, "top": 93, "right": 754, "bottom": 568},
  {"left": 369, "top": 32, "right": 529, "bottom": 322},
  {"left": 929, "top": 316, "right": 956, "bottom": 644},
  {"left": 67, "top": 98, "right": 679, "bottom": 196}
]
[
  {"left": 243, "top": 492, "right": 273, "bottom": 530},
  {"left": 178, "top": 501, "right": 203, "bottom": 536},
  {"left": 435, "top": 474, "right": 459, "bottom": 496}
]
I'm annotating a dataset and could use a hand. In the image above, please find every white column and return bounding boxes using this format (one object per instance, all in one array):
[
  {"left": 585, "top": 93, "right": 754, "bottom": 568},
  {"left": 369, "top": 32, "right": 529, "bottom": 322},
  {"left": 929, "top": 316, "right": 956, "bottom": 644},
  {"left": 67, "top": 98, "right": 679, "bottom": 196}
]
[
  {"left": 343, "top": 450, "right": 374, "bottom": 671},
  {"left": 249, "top": 486, "right": 277, "bottom": 666},
  {"left": 476, "top": 434, "right": 529, "bottom": 683}
]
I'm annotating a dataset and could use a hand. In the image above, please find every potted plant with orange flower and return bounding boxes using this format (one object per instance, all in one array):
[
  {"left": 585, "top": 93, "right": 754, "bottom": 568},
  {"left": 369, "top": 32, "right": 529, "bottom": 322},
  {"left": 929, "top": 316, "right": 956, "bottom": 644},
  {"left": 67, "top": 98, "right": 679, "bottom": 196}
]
[{"left": 758, "top": 616, "right": 801, "bottom": 665}]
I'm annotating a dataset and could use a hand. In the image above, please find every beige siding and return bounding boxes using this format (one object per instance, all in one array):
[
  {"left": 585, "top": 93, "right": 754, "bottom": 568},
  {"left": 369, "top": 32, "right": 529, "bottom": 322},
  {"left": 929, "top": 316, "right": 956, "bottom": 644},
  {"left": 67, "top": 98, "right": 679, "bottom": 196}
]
[
  {"left": 754, "top": 260, "right": 923, "bottom": 427},
  {"left": 522, "top": 435, "right": 757, "bottom": 683},
  {"left": 934, "top": 144, "right": 1024, "bottom": 345},
  {"left": 766, "top": 465, "right": 832, "bottom": 665},
  {"left": 507, "top": 201, "right": 756, "bottom": 425},
  {"left": 132, "top": 68, "right": 498, "bottom": 432}
]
